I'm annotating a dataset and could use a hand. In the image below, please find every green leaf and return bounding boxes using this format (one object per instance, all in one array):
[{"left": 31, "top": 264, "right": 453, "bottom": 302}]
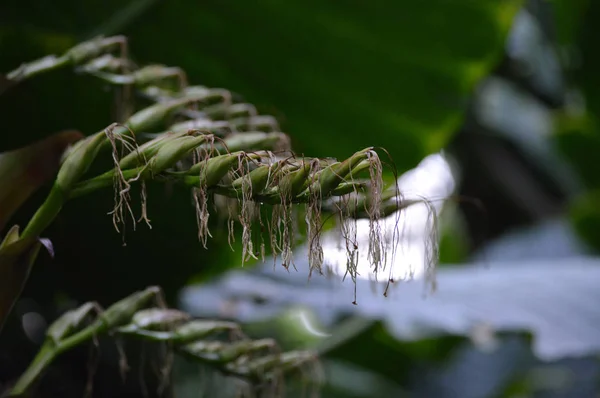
[{"left": 126, "top": 0, "right": 522, "bottom": 172}]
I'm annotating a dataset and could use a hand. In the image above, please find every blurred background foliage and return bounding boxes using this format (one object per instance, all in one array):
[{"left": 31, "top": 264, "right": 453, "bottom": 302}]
[{"left": 1, "top": 0, "right": 600, "bottom": 397}]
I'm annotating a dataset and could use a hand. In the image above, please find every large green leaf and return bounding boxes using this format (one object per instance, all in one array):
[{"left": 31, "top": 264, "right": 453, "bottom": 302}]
[{"left": 124, "top": 0, "right": 522, "bottom": 172}]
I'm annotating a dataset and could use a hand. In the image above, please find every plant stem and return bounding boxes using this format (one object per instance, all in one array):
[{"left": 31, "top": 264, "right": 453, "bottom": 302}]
[
  {"left": 9, "top": 321, "right": 105, "bottom": 396},
  {"left": 20, "top": 131, "right": 111, "bottom": 239},
  {"left": 9, "top": 344, "right": 57, "bottom": 396},
  {"left": 20, "top": 186, "right": 67, "bottom": 239},
  {"left": 69, "top": 167, "right": 146, "bottom": 199}
]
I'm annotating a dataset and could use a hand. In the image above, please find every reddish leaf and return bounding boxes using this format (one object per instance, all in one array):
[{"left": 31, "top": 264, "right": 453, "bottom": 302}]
[{"left": 0, "top": 130, "right": 83, "bottom": 233}]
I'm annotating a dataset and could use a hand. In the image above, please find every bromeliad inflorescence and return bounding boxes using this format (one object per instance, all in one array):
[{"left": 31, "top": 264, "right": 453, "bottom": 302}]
[
  {"left": 9, "top": 286, "right": 321, "bottom": 397},
  {"left": 7, "top": 35, "right": 402, "bottom": 285}
]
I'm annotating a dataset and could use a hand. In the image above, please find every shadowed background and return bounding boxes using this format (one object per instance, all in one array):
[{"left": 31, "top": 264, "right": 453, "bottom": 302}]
[{"left": 1, "top": 0, "right": 600, "bottom": 397}]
